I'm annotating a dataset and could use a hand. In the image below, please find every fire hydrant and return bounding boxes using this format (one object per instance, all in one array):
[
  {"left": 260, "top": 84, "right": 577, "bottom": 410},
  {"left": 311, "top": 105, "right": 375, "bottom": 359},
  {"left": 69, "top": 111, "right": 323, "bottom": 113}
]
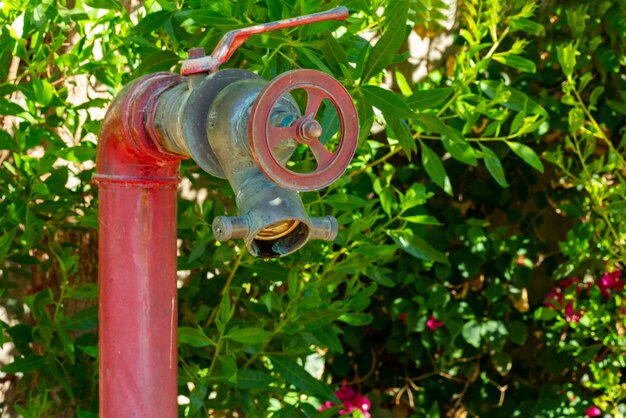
[{"left": 95, "top": 7, "right": 358, "bottom": 417}]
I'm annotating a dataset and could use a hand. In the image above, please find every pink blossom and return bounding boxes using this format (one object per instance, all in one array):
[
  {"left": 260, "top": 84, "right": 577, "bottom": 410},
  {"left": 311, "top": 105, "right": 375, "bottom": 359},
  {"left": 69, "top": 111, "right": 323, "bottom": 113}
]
[
  {"left": 545, "top": 278, "right": 580, "bottom": 309},
  {"left": 564, "top": 301, "right": 582, "bottom": 323},
  {"left": 560, "top": 277, "right": 580, "bottom": 289},
  {"left": 335, "top": 383, "right": 355, "bottom": 402},
  {"left": 544, "top": 277, "right": 585, "bottom": 322},
  {"left": 585, "top": 405, "right": 602, "bottom": 417},
  {"left": 597, "top": 270, "right": 624, "bottom": 299},
  {"left": 544, "top": 287, "right": 564, "bottom": 309},
  {"left": 426, "top": 315, "right": 444, "bottom": 331},
  {"left": 319, "top": 382, "right": 371, "bottom": 418}
]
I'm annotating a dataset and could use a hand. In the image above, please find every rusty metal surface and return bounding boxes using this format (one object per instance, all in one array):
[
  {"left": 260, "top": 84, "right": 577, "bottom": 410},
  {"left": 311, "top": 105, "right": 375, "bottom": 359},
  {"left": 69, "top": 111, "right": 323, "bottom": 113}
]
[
  {"left": 180, "top": 7, "right": 349, "bottom": 75},
  {"left": 95, "top": 72, "right": 185, "bottom": 182},
  {"left": 95, "top": 73, "right": 183, "bottom": 418},
  {"left": 248, "top": 69, "right": 359, "bottom": 192}
]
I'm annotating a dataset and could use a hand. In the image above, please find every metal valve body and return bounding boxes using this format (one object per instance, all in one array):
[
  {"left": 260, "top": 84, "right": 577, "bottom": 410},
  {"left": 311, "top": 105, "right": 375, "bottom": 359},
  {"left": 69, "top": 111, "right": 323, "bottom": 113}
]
[{"left": 150, "top": 70, "right": 339, "bottom": 257}]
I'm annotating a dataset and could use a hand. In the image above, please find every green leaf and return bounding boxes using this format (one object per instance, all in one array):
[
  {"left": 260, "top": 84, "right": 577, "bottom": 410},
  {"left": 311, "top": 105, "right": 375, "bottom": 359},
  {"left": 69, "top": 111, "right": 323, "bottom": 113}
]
[
  {"left": 320, "top": 101, "right": 340, "bottom": 145},
  {"left": 361, "top": 2, "right": 408, "bottom": 81},
  {"left": 217, "top": 356, "right": 238, "bottom": 383},
  {"left": 300, "top": 47, "right": 334, "bottom": 74},
  {"left": 268, "top": 355, "right": 338, "bottom": 402},
  {"left": 387, "top": 229, "right": 449, "bottom": 265},
  {"left": 604, "top": 201, "right": 626, "bottom": 214},
  {"left": 188, "top": 236, "right": 208, "bottom": 263},
  {"left": 589, "top": 86, "right": 604, "bottom": 109},
  {"left": 323, "top": 194, "right": 370, "bottom": 210},
  {"left": 427, "top": 401, "right": 441, "bottom": 418},
  {"left": 322, "top": 32, "right": 348, "bottom": 73},
  {"left": 379, "top": 186, "right": 394, "bottom": 216},
  {"left": 178, "top": 327, "right": 216, "bottom": 347},
  {"left": 1, "top": 355, "right": 46, "bottom": 373},
  {"left": 413, "top": 113, "right": 465, "bottom": 143},
  {"left": 385, "top": 115, "right": 415, "bottom": 158},
  {"left": 216, "top": 292, "right": 234, "bottom": 334},
  {"left": 534, "top": 306, "right": 558, "bottom": 321},
  {"left": 0, "top": 98, "right": 27, "bottom": 117},
  {"left": 133, "top": 10, "right": 173, "bottom": 35},
  {"left": 401, "top": 215, "right": 441, "bottom": 225},
  {"left": 134, "top": 50, "right": 180, "bottom": 77},
  {"left": 565, "top": 6, "right": 587, "bottom": 38},
  {"left": 0, "top": 229, "right": 16, "bottom": 264},
  {"left": 510, "top": 18, "right": 545, "bottom": 36},
  {"left": 493, "top": 54, "right": 536, "bottom": 73},
  {"left": 556, "top": 43, "right": 578, "bottom": 78},
  {"left": 568, "top": 107, "right": 584, "bottom": 132},
  {"left": 462, "top": 320, "right": 481, "bottom": 348},
  {"left": 421, "top": 142, "right": 452, "bottom": 195},
  {"left": 361, "top": 85, "right": 415, "bottom": 119},
  {"left": 83, "top": 0, "right": 121, "bottom": 9},
  {"left": 480, "top": 81, "right": 547, "bottom": 117},
  {"left": 226, "top": 327, "right": 273, "bottom": 344},
  {"left": 338, "top": 313, "right": 373, "bottom": 326},
  {"left": 510, "top": 110, "right": 526, "bottom": 133},
  {"left": 506, "top": 141, "right": 544, "bottom": 172},
  {"left": 607, "top": 100, "right": 626, "bottom": 115},
  {"left": 395, "top": 69, "right": 413, "bottom": 96},
  {"left": 33, "top": 78, "right": 53, "bottom": 106},
  {"left": 507, "top": 320, "right": 527, "bottom": 345},
  {"left": 57, "top": 328, "right": 75, "bottom": 362},
  {"left": 400, "top": 183, "right": 431, "bottom": 209},
  {"left": 77, "top": 345, "right": 98, "bottom": 358},
  {"left": 407, "top": 87, "right": 454, "bottom": 111},
  {"left": 491, "top": 352, "right": 512, "bottom": 376},
  {"left": 442, "top": 135, "right": 477, "bottom": 166},
  {"left": 231, "top": 369, "right": 278, "bottom": 390},
  {"left": 479, "top": 144, "right": 508, "bottom": 187},
  {"left": 311, "top": 324, "right": 343, "bottom": 353},
  {"left": 64, "top": 306, "right": 98, "bottom": 330},
  {"left": 366, "top": 266, "right": 395, "bottom": 287},
  {"left": 76, "top": 408, "right": 98, "bottom": 418}
]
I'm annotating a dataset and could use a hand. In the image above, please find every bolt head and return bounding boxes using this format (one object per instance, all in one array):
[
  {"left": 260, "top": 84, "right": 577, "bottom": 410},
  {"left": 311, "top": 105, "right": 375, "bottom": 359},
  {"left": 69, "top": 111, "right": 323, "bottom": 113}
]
[{"left": 299, "top": 118, "right": 323, "bottom": 142}]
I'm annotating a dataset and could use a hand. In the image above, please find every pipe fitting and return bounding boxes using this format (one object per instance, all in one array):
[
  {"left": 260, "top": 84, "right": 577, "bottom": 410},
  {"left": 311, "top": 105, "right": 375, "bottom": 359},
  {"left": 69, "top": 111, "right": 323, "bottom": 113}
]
[
  {"left": 147, "top": 69, "right": 340, "bottom": 258},
  {"left": 204, "top": 79, "right": 338, "bottom": 258},
  {"left": 309, "top": 216, "right": 338, "bottom": 241},
  {"left": 212, "top": 215, "right": 249, "bottom": 241}
]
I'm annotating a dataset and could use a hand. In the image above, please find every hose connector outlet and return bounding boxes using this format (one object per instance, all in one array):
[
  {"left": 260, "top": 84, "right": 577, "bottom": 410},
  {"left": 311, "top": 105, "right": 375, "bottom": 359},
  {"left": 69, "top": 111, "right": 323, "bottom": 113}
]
[
  {"left": 213, "top": 216, "right": 249, "bottom": 241},
  {"left": 309, "top": 216, "right": 338, "bottom": 241}
]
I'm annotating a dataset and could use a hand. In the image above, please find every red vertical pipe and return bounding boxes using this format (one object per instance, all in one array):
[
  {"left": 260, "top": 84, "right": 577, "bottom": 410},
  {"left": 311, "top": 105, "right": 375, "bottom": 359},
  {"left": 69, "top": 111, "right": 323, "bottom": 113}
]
[{"left": 95, "top": 73, "right": 185, "bottom": 418}]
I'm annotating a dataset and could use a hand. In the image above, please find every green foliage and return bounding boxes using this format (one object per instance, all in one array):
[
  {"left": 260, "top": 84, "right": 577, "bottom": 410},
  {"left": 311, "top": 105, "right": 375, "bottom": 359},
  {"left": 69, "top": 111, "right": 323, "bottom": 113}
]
[{"left": 1, "top": 0, "right": 625, "bottom": 417}]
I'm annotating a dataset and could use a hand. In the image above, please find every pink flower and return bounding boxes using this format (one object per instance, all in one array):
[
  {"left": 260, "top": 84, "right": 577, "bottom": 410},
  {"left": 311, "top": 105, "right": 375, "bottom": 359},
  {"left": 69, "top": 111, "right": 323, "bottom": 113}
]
[
  {"left": 585, "top": 405, "right": 602, "bottom": 417},
  {"left": 544, "top": 277, "right": 585, "bottom": 322},
  {"left": 597, "top": 270, "right": 624, "bottom": 299},
  {"left": 319, "top": 381, "right": 371, "bottom": 418},
  {"left": 544, "top": 287, "right": 564, "bottom": 309},
  {"left": 564, "top": 301, "right": 582, "bottom": 323},
  {"left": 560, "top": 277, "right": 580, "bottom": 289},
  {"left": 335, "top": 383, "right": 356, "bottom": 402},
  {"left": 426, "top": 315, "right": 444, "bottom": 331},
  {"left": 545, "top": 278, "right": 580, "bottom": 310}
]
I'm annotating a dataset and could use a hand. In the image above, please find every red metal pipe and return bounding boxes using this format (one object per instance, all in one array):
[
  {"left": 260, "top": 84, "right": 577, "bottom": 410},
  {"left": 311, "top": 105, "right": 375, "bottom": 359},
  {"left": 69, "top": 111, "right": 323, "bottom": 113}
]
[{"left": 95, "top": 72, "right": 185, "bottom": 418}]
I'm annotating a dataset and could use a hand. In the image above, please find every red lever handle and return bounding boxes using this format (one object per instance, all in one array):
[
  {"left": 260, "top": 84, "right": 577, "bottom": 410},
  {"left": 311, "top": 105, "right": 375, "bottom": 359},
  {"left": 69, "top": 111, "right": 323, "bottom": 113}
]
[{"left": 181, "top": 7, "right": 349, "bottom": 75}]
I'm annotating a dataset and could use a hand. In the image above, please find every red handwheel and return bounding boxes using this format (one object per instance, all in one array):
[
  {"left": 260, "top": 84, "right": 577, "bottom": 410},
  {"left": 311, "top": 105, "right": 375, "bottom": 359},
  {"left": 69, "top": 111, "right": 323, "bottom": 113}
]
[{"left": 249, "top": 69, "right": 358, "bottom": 192}]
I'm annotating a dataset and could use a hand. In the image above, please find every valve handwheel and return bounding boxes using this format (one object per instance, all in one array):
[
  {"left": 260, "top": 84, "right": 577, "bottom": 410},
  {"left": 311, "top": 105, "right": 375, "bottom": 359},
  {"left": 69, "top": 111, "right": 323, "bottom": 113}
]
[{"left": 249, "top": 69, "right": 358, "bottom": 192}]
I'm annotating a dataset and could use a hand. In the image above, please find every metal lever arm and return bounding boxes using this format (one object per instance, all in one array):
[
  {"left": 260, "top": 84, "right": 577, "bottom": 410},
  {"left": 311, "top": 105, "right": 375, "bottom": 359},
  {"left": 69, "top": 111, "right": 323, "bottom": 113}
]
[{"left": 181, "top": 6, "right": 348, "bottom": 75}]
